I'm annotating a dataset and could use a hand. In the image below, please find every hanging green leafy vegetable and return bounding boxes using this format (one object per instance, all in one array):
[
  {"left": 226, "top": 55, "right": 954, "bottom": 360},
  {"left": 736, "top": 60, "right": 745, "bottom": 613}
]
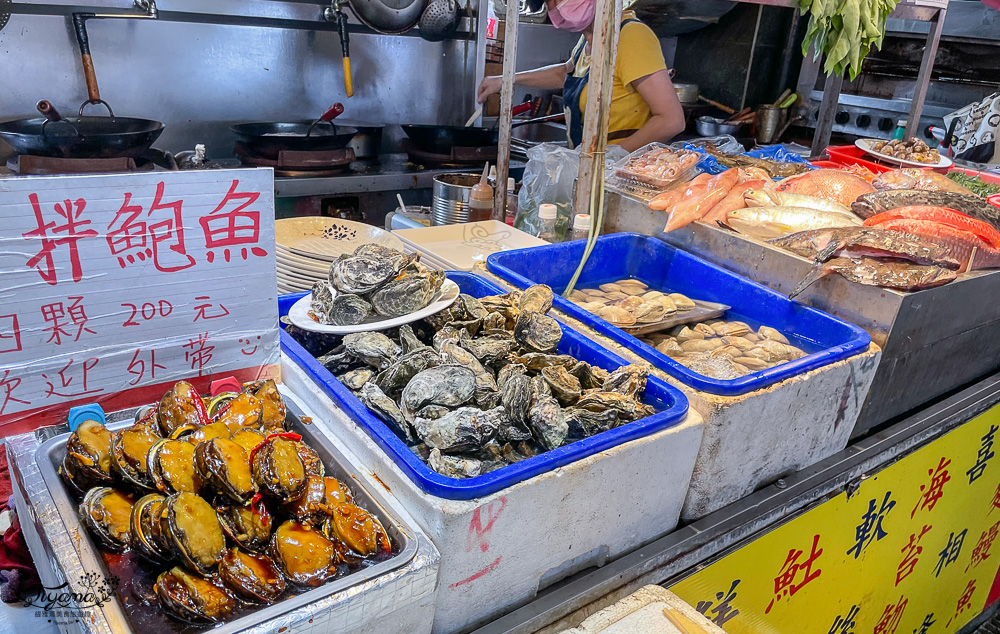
[{"left": 800, "top": 0, "right": 899, "bottom": 80}]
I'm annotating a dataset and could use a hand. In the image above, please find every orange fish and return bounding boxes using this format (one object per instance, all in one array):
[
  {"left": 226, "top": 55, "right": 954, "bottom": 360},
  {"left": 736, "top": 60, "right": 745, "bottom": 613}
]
[
  {"left": 648, "top": 172, "right": 712, "bottom": 211},
  {"left": 664, "top": 169, "right": 740, "bottom": 233},
  {"left": 863, "top": 206, "right": 1000, "bottom": 249},
  {"left": 775, "top": 169, "right": 876, "bottom": 208},
  {"left": 702, "top": 179, "right": 767, "bottom": 224},
  {"left": 874, "top": 218, "right": 1000, "bottom": 270}
]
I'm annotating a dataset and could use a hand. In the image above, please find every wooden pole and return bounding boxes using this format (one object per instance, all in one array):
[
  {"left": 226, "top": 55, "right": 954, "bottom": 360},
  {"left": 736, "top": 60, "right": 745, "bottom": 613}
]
[
  {"left": 574, "top": 0, "right": 623, "bottom": 221},
  {"left": 494, "top": 0, "right": 520, "bottom": 220}
]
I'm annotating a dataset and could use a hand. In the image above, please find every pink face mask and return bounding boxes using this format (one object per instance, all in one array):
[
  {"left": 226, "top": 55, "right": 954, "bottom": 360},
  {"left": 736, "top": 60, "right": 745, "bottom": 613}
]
[{"left": 548, "top": 0, "right": 596, "bottom": 32}]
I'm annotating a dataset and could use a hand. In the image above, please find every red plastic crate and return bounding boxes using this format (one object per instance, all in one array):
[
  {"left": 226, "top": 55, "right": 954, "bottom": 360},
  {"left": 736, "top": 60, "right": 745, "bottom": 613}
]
[{"left": 824, "top": 145, "right": 895, "bottom": 173}]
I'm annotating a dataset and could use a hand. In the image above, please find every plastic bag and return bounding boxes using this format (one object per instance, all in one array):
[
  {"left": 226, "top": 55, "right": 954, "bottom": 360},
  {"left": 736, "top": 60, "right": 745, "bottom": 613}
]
[
  {"left": 670, "top": 135, "right": 743, "bottom": 155},
  {"left": 515, "top": 143, "right": 580, "bottom": 239},
  {"left": 679, "top": 142, "right": 814, "bottom": 177},
  {"left": 944, "top": 93, "right": 1000, "bottom": 164}
]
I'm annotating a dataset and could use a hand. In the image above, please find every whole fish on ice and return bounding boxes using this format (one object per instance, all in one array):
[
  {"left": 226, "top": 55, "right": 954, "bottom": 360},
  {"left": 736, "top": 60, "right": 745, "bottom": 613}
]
[{"left": 724, "top": 206, "right": 862, "bottom": 239}]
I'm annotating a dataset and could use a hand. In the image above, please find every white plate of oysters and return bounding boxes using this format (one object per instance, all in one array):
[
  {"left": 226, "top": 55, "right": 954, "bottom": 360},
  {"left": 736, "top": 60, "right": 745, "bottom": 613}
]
[
  {"left": 288, "top": 279, "right": 460, "bottom": 334},
  {"left": 285, "top": 242, "right": 460, "bottom": 334}
]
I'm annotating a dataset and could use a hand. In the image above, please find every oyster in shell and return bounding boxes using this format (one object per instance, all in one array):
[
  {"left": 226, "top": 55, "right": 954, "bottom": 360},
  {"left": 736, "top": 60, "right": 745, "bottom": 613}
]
[
  {"left": 527, "top": 393, "right": 569, "bottom": 450},
  {"left": 541, "top": 365, "right": 582, "bottom": 406},
  {"left": 338, "top": 367, "right": 375, "bottom": 391},
  {"left": 371, "top": 271, "right": 445, "bottom": 318},
  {"left": 500, "top": 371, "right": 533, "bottom": 429},
  {"left": 602, "top": 365, "right": 648, "bottom": 399},
  {"left": 412, "top": 406, "right": 504, "bottom": 453},
  {"left": 401, "top": 365, "right": 477, "bottom": 420},
  {"left": 576, "top": 391, "right": 655, "bottom": 423},
  {"left": 518, "top": 284, "right": 554, "bottom": 314},
  {"left": 513, "top": 312, "right": 562, "bottom": 353},
  {"left": 329, "top": 294, "right": 373, "bottom": 326},
  {"left": 343, "top": 332, "right": 401, "bottom": 369},
  {"left": 329, "top": 254, "right": 396, "bottom": 294},
  {"left": 428, "top": 448, "right": 485, "bottom": 479},
  {"left": 565, "top": 406, "right": 620, "bottom": 438},
  {"left": 359, "top": 383, "right": 416, "bottom": 444},
  {"left": 375, "top": 348, "right": 442, "bottom": 394}
]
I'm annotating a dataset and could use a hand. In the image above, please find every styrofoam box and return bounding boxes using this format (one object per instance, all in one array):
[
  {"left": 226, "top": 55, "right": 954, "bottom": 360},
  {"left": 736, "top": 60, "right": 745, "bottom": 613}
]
[
  {"left": 282, "top": 351, "right": 705, "bottom": 634},
  {"left": 6, "top": 359, "right": 441, "bottom": 634}
]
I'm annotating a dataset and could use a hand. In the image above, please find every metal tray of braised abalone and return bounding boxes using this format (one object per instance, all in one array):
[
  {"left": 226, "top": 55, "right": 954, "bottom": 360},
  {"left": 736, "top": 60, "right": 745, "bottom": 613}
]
[{"left": 32, "top": 393, "right": 417, "bottom": 634}]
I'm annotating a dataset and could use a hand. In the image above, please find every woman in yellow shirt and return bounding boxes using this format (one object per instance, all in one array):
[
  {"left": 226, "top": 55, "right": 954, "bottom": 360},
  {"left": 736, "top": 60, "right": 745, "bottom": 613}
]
[{"left": 477, "top": 0, "right": 685, "bottom": 152}]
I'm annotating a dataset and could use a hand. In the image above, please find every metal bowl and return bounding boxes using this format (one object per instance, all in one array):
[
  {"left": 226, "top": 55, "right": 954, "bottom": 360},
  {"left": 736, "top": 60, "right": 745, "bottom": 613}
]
[{"left": 695, "top": 116, "right": 741, "bottom": 137}]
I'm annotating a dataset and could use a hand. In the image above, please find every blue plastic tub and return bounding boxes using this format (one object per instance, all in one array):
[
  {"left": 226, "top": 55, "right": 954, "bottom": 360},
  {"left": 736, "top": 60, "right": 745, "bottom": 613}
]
[
  {"left": 486, "top": 233, "right": 871, "bottom": 396},
  {"left": 279, "top": 271, "right": 689, "bottom": 500}
]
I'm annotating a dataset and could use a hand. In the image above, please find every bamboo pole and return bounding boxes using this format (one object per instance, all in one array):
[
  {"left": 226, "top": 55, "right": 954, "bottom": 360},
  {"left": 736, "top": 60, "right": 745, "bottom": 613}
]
[
  {"left": 574, "top": 0, "right": 622, "bottom": 221},
  {"left": 494, "top": 0, "right": 520, "bottom": 219}
]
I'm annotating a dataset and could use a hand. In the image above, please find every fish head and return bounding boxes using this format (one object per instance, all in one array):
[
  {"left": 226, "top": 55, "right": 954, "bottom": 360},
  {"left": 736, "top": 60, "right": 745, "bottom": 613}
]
[{"left": 743, "top": 188, "right": 776, "bottom": 208}]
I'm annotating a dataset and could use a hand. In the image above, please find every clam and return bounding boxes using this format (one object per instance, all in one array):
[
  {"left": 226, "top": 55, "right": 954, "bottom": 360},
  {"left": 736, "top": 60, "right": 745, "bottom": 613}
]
[
  {"left": 161, "top": 492, "right": 227, "bottom": 575},
  {"left": 758, "top": 325, "right": 790, "bottom": 344},
  {"left": 270, "top": 521, "right": 341, "bottom": 588},
  {"left": 246, "top": 379, "right": 288, "bottom": 430},
  {"left": 195, "top": 437, "right": 257, "bottom": 504},
  {"left": 612, "top": 296, "right": 644, "bottom": 312},
  {"left": 669, "top": 293, "right": 696, "bottom": 310},
  {"left": 693, "top": 323, "right": 716, "bottom": 337},
  {"left": 656, "top": 296, "right": 678, "bottom": 313},
  {"left": 710, "top": 344, "right": 743, "bottom": 358},
  {"left": 735, "top": 356, "right": 770, "bottom": 371},
  {"left": 681, "top": 339, "right": 725, "bottom": 353},
  {"left": 213, "top": 391, "right": 263, "bottom": 431},
  {"left": 130, "top": 493, "right": 172, "bottom": 564},
  {"left": 149, "top": 439, "right": 202, "bottom": 494},
  {"left": 673, "top": 326, "right": 704, "bottom": 342},
  {"left": 64, "top": 419, "right": 114, "bottom": 488},
  {"left": 155, "top": 566, "right": 235, "bottom": 623},
  {"left": 110, "top": 421, "right": 161, "bottom": 490},
  {"left": 713, "top": 321, "right": 751, "bottom": 337},
  {"left": 251, "top": 435, "right": 308, "bottom": 501},
  {"left": 721, "top": 336, "right": 755, "bottom": 352},
  {"left": 656, "top": 339, "right": 684, "bottom": 357},
  {"left": 158, "top": 380, "right": 209, "bottom": 437},
  {"left": 327, "top": 503, "right": 391, "bottom": 557},
  {"left": 79, "top": 487, "right": 134, "bottom": 552},
  {"left": 633, "top": 302, "right": 665, "bottom": 323},
  {"left": 218, "top": 502, "right": 272, "bottom": 552},
  {"left": 219, "top": 549, "right": 286, "bottom": 604},
  {"left": 596, "top": 305, "right": 636, "bottom": 327},
  {"left": 641, "top": 290, "right": 665, "bottom": 301}
]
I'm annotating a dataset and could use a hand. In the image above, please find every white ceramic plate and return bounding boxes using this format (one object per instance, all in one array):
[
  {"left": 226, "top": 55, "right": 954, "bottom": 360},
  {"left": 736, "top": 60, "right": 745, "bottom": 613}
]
[
  {"left": 287, "top": 279, "right": 461, "bottom": 334},
  {"left": 276, "top": 217, "right": 405, "bottom": 261},
  {"left": 392, "top": 220, "right": 548, "bottom": 271},
  {"left": 855, "top": 138, "right": 953, "bottom": 169},
  {"left": 276, "top": 262, "right": 326, "bottom": 283},
  {"left": 276, "top": 246, "right": 335, "bottom": 275}
]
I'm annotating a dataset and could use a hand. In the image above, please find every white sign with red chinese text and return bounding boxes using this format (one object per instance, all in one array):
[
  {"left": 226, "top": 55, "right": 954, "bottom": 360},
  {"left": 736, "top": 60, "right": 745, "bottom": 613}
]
[{"left": 0, "top": 168, "right": 280, "bottom": 433}]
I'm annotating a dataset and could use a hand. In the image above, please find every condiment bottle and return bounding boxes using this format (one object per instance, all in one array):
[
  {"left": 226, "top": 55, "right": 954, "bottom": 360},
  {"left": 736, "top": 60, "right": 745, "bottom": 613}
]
[
  {"left": 468, "top": 163, "right": 494, "bottom": 222},
  {"left": 537, "top": 203, "right": 559, "bottom": 242},
  {"left": 569, "top": 213, "right": 591, "bottom": 241},
  {"left": 505, "top": 178, "right": 518, "bottom": 226}
]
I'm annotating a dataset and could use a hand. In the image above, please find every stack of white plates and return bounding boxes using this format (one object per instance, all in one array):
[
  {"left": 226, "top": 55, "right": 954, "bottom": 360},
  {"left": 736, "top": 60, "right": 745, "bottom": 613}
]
[{"left": 275, "top": 217, "right": 406, "bottom": 295}]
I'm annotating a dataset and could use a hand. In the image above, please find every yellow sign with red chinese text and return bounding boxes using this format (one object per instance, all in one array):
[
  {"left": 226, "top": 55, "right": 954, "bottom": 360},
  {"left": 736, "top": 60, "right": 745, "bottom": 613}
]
[{"left": 671, "top": 407, "right": 1000, "bottom": 633}]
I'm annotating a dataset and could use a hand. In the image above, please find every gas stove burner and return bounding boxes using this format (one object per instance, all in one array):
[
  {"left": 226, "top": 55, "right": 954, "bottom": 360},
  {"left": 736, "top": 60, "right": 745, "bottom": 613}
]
[
  {"left": 402, "top": 139, "right": 498, "bottom": 166},
  {"left": 7, "top": 154, "right": 157, "bottom": 175},
  {"left": 235, "top": 142, "right": 355, "bottom": 175}
]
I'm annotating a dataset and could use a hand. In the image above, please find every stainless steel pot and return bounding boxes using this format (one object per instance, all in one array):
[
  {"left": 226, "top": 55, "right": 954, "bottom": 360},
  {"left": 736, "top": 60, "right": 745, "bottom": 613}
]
[{"left": 674, "top": 82, "right": 699, "bottom": 104}]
